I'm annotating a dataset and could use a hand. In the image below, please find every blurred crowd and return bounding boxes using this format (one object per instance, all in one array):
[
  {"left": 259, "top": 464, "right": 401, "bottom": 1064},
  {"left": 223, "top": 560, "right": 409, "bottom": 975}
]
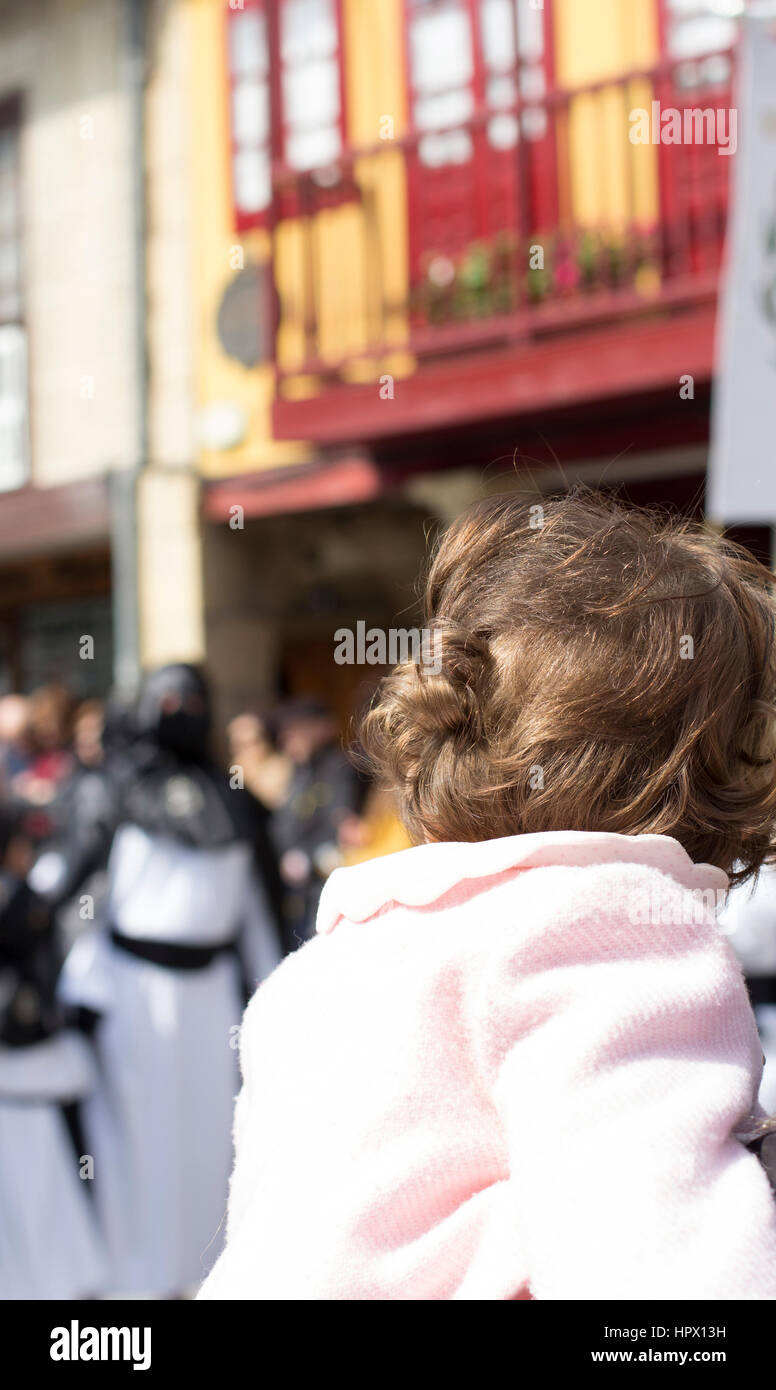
[
  {"left": 226, "top": 697, "right": 410, "bottom": 941},
  {"left": 0, "top": 667, "right": 409, "bottom": 1300}
]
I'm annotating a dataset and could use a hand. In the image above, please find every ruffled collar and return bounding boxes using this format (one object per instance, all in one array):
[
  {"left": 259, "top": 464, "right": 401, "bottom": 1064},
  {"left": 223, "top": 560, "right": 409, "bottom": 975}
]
[{"left": 316, "top": 831, "right": 729, "bottom": 934}]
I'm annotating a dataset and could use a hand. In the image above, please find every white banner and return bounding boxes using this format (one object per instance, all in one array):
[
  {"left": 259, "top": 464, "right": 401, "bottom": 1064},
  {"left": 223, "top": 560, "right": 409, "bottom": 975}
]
[{"left": 708, "top": 18, "right": 776, "bottom": 524}]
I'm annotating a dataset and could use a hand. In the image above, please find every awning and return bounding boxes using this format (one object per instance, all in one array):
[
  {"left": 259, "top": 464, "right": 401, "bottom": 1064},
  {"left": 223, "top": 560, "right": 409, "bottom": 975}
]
[
  {"left": 202, "top": 455, "right": 383, "bottom": 523},
  {"left": 0, "top": 477, "right": 110, "bottom": 560}
]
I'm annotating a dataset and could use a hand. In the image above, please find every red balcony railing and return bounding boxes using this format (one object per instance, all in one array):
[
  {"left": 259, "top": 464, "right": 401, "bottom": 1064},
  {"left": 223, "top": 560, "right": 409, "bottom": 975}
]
[{"left": 269, "top": 45, "right": 735, "bottom": 402}]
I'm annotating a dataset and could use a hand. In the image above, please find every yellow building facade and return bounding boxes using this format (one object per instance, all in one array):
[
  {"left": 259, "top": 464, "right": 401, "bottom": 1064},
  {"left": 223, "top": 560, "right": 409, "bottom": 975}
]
[
  {"left": 136, "top": 0, "right": 734, "bottom": 718},
  {"left": 185, "top": 0, "right": 679, "bottom": 484}
]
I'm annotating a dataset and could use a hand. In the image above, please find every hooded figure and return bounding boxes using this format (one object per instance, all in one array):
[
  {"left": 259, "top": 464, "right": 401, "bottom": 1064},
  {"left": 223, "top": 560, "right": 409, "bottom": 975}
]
[{"left": 58, "top": 665, "right": 284, "bottom": 1296}]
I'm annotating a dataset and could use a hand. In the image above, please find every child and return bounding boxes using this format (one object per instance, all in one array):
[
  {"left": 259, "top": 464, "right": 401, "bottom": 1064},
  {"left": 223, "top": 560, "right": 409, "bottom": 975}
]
[{"left": 199, "top": 491, "right": 776, "bottom": 1301}]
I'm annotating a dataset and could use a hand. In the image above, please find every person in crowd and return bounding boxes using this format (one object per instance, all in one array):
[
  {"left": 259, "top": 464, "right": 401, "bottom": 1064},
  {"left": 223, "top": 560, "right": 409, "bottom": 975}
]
[
  {"left": 0, "top": 694, "right": 32, "bottom": 794},
  {"left": 720, "top": 865, "right": 776, "bottom": 1113},
  {"left": 200, "top": 492, "right": 776, "bottom": 1301},
  {"left": 0, "top": 802, "right": 107, "bottom": 1299},
  {"left": 338, "top": 784, "right": 412, "bottom": 867},
  {"left": 28, "top": 699, "right": 119, "bottom": 960},
  {"left": 270, "top": 696, "right": 364, "bottom": 944},
  {"left": 227, "top": 710, "right": 291, "bottom": 810},
  {"left": 71, "top": 699, "right": 104, "bottom": 771},
  {"left": 57, "top": 663, "right": 285, "bottom": 1297},
  {"left": 12, "top": 685, "right": 75, "bottom": 849}
]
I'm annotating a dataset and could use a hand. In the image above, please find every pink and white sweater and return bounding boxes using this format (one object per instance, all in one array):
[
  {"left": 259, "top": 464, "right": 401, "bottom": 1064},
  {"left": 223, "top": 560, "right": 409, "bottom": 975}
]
[{"left": 198, "top": 832, "right": 776, "bottom": 1300}]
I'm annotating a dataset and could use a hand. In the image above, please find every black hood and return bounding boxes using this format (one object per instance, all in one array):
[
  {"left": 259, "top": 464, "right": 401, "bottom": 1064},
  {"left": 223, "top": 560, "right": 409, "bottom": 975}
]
[
  {"left": 135, "top": 664, "right": 211, "bottom": 760},
  {"left": 126, "top": 665, "right": 270, "bottom": 851}
]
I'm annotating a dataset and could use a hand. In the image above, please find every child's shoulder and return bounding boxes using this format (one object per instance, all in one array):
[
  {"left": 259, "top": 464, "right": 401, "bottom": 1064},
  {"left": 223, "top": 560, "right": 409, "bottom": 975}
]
[
  {"left": 243, "top": 834, "right": 733, "bottom": 1035},
  {"left": 317, "top": 831, "right": 727, "bottom": 942}
]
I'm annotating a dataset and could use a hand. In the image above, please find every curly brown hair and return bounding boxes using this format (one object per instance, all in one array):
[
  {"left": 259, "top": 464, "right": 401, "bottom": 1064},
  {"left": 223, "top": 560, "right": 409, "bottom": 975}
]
[{"left": 358, "top": 490, "right": 776, "bottom": 882}]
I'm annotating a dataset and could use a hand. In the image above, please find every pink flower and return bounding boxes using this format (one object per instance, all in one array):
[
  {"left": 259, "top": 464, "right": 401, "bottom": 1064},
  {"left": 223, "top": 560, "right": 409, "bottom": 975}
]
[{"left": 554, "top": 255, "right": 579, "bottom": 292}]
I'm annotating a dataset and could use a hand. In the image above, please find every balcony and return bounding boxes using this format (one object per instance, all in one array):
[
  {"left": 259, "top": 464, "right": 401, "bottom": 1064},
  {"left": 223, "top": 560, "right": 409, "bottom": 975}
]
[{"left": 269, "top": 47, "right": 734, "bottom": 446}]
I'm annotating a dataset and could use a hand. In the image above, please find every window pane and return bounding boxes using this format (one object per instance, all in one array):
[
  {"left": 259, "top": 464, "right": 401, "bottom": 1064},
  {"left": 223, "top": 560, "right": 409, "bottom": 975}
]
[
  {"left": 0, "top": 128, "right": 15, "bottom": 173},
  {"left": 488, "top": 112, "right": 520, "bottom": 148},
  {"left": 20, "top": 596, "right": 113, "bottom": 695},
  {"left": 286, "top": 124, "right": 340, "bottom": 171},
  {"left": 516, "top": 0, "right": 544, "bottom": 60},
  {"left": 482, "top": 0, "right": 516, "bottom": 73},
  {"left": 0, "top": 324, "right": 27, "bottom": 489},
  {"left": 418, "top": 128, "right": 473, "bottom": 167},
  {"left": 232, "top": 79, "right": 270, "bottom": 146},
  {"left": 699, "top": 52, "right": 733, "bottom": 86},
  {"left": 664, "top": 0, "right": 735, "bottom": 59},
  {"left": 0, "top": 130, "right": 18, "bottom": 238},
  {"left": 670, "top": 15, "right": 735, "bottom": 57},
  {"left": 667, "top": 0, "right": 712, "bottom": 14},
  {"left": 0, "top": 116, "right": 20, "bottom": 326},
  {"left": 487, "top": 74, "right": 517, "bottom": 111},
  {"left": 233, "top": 148, "right": 271, "bottom": 213},
  {"left": 281, "top": 0, "right": 338, "bottom": 64},
  {"left": 0, "top": 290, "right": 19, "bottom": 321},
  {"left": 410, "top": 9, "right": 472, "bottom": 93},
  {"left": 414, "top": 86, "right": 473, "bottom": 131},
  {"left": 521, "top": 63, "right": 545, "bottom": 99},
  {"left": 229, "top": 8, "right": 267, "bottom": 77},
  {"left": 522, "top": 106, "right": 547, "bottom": 140},
  {"left": 283, "top": 58, "right": 340, "bottom": 130}
]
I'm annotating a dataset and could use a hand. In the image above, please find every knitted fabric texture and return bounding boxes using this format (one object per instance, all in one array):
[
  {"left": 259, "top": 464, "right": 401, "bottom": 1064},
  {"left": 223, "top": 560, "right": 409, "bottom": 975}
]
[{"left": 199, "top": 832, "right": 776, "bottom": 1301}]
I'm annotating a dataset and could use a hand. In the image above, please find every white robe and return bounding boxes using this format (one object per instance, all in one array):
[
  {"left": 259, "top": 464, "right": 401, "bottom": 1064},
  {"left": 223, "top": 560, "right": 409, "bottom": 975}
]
[
  {"left": 58, "top": 822, "right": 281, "bottom": 1296},
  {"left": 0, "top": 1029, "right": 109, "bottom": 1299}
]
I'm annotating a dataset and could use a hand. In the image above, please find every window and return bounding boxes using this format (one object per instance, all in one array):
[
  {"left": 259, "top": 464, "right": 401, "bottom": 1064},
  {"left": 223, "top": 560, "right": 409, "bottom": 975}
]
[
  {"left": 21, "top": 596, "right": 114, "bottom": 696},
  {"left": 0, "top": 96, "right": 27, "bottom": 493},
  {"left": 480, "top": 0, "right": 548, "bottom": 147},
  {"left": 660, "top": 0, "right": 736, "bottom": 87},
  {"left": 280, "top": 0, "right": 343, "bottom": 174},
  {"left": 402, "top": 0, "right": 556, "bottom": 276},
  {"left": 656, "top": 0, "right": 735, "bottom": 277},
  {"left": 227, "top": 3, "right": 271, "bottom": 226},
  {"left": 226, "top": 0, "right": 346, "bottom": 229},
  {"left": 405, "top": 0, "right": 550, "bottom": 168}
]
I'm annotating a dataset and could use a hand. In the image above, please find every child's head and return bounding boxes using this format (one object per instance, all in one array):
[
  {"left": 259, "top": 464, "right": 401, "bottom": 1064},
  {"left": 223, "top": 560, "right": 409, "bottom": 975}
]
[{"left": 359, "top": 490, "right": 776, "bottom": 881}]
